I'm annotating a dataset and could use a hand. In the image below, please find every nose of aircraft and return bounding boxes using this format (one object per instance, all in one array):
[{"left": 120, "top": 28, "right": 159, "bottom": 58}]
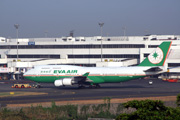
[
  {"left": 23, "top": 69, "right": 34, "bottom": 76},
  {"left": 23, "top": 70, "right": 30, "bottom": 76}
]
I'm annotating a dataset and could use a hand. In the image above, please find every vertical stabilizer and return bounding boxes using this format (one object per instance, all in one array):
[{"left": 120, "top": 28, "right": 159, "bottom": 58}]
[{"left": 138, "top": 41, "right": 172, "bottom": 67}]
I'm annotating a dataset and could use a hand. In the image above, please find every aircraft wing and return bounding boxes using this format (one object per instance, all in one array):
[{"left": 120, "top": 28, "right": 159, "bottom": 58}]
[
  {"left": 74, "top": 72, "right": 93, "bottom": 83},
  {"left": 82, "top": 72, "right": 90, "bottom": 77},
  {"left": 54, "top": 72, "right": 93, "bottom": 87}
]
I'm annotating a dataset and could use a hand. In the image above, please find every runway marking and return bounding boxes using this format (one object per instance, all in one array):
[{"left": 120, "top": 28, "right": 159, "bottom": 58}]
[{"left": 0, "top": 92, "right": 48, "bottom": 98}]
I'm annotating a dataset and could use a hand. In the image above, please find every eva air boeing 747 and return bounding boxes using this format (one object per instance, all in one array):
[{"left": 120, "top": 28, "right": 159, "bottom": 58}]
[{"left": 24, "top": 41, "right": 172, "bottom": 88}]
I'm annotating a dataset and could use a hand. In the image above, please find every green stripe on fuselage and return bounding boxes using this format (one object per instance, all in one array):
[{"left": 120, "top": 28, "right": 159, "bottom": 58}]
[
  {"left": 90, "top": 76, "right": 145, "bottom": 83},
  {"left": 24, "top": 75, "right": 145, "bottom": 83}
]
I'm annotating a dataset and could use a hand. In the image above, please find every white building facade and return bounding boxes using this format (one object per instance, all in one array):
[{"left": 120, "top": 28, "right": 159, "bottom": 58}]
[{"left": 0, "top": 35, "right": 180, "bottom": 80}]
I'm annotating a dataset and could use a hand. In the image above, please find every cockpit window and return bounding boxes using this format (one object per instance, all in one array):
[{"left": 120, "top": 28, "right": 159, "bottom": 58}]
[
  {"left": 42, "top": 68, "right": 50, "bottom": 69},
  {"left": 53, "top": 67, "right": 61, "bottom": 69}
]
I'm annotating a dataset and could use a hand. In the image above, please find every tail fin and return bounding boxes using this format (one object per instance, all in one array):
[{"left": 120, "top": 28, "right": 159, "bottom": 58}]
[{"left": 138, "top": 41, "right": 172, "bottom": 67}]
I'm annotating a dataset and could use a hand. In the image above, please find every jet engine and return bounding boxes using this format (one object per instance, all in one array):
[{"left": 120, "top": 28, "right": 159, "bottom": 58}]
[{"left": 54, "top": 78, "right": 75, "bottom": 87}]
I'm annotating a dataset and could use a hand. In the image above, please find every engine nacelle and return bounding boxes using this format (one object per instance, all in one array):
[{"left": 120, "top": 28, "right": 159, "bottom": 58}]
[{"left": 54, "top": 78, "right": 74, "bottom": 87}]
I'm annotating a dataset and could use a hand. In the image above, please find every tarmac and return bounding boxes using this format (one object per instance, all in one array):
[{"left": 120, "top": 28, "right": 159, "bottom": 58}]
[{"left": 0, "top": 79, "right": 180, "bottom": 108}]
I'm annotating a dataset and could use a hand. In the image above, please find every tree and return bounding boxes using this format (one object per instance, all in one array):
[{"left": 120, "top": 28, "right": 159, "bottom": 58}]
[
  {"left": 176, "top": 93, "right": 180, "bottom": 107},
  {"left": 116, "top": 99, "right": 180, "bottom": 120}
]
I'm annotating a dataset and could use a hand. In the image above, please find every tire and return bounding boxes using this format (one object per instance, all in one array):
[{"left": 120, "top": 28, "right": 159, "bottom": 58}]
[
  {"left": 36, "top": 85, "right": 40, "bottom": 88},
  {"left": 21, "top": 85, "right": 25, "bottom": 88},
  {"left": 15, "top": 85, "right": 18, "bottom": 88},
  {"left": 96, "top": 84, "right": 100, "bottom": 88},
  {"left": 89, "top": 85, "right": 93, "bottom": 88}
]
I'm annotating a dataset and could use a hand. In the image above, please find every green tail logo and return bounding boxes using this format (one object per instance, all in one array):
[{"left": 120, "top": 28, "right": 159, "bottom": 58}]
[{"left": 138, "top": 41, "right": 172, "bottom": 66}]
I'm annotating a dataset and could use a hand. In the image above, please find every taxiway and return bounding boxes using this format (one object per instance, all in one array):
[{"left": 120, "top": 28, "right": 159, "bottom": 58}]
[{"left": 0, "top": 79, "right": 180, "bottom": 107}]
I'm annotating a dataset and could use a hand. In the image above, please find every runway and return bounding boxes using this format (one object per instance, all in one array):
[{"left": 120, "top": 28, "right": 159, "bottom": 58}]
[{"left": 0, "top": 79, "right": 180, "bottom": 107}]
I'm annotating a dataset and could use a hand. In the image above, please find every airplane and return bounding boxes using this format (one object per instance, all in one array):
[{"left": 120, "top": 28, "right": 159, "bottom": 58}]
[{"left": 23, "top": 41, "right": 172, "bottom": 88}]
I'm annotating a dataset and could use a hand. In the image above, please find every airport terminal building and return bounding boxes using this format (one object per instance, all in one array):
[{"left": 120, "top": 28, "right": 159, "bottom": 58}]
[{"left": 0, "top": 35, "right": 180, "bottom": 80}]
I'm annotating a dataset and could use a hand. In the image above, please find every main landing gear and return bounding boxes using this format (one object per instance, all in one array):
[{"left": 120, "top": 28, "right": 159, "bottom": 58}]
[
  {"left": 78, "top": 84, "right": 101, "bottom": 89},
  {"left": 89, "top": 84, "right": 101, "bottom": 88},
  {"left": 78, "top": 85, "right": 86, "bottom": 89},
  {"left": 32, "top": 83, "right": 41, "bottom": 88}
]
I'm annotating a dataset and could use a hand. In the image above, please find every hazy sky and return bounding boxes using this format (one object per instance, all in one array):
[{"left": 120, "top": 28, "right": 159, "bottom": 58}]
[{"left": 0, "top": 0, "right": 180, "bottom": 38}]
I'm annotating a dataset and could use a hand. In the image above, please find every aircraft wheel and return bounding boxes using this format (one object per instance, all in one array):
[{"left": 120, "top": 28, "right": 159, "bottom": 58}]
[
  {"left": 78, "top": 85, "right": 85, "bottom": 89},
  {"left": 36, "top": 85, "right": 41, "bottom": 88},
  {"left": 89, "top": 85, "right": 93, "bottom": 88},
  {"left": 96, "top": 84, "right": 101, "bottom": 88},
  {"left": 33, "top": 84, "right": 41, "bottom": 88}
]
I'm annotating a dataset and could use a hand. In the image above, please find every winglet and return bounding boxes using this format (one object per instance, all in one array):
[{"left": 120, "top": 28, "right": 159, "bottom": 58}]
[
  {"left": 82, "top": 72, "right": 90, "bottom": 77},
  {"left": 138, "top": 41, "right": 172, "bottom": 67}
]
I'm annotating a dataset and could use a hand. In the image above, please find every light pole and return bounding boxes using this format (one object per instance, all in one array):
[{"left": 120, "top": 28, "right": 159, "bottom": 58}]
[
  {"left": 98, "top": 22, "right": 104, "bottom": 62},
  {"left": 122, "top": 26, "right": 126, "bottom": 40},
  {"left": 14, "top": 24, "right": 20, "bottom": 80},
  {"left": 45, "top": 31, "right": 48, "bottom": 38},
  {"left": 14, "top": 24, "right": 19, "bottom": 61}
]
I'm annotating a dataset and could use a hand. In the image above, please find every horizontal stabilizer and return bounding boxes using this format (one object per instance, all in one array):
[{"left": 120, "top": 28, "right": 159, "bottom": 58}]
[{"left": 144, "top": 67, "right": 163, "bottom": 72}]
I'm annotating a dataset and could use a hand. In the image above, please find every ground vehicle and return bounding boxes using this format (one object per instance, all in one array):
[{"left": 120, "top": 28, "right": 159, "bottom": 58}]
[{"left": 12, "top": 84, "right": 31, "bottom": 88}]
